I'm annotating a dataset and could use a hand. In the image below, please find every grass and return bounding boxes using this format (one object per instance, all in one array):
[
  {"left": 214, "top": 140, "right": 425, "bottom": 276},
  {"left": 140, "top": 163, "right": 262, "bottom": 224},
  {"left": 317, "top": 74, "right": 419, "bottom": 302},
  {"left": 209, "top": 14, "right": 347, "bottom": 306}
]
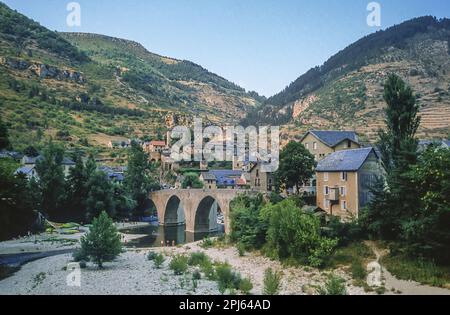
[
  {"left": 263, "top": 268, "right": 282, "bottom": 295},
  {"left": 382, "top": 254, "right": 450, "bottom": 288},
  {"left": 327, "top": 242, "right": 376, "bottom": 290},
  {"left": 317, "top": 275, "right": 348, "bottom": 295}
]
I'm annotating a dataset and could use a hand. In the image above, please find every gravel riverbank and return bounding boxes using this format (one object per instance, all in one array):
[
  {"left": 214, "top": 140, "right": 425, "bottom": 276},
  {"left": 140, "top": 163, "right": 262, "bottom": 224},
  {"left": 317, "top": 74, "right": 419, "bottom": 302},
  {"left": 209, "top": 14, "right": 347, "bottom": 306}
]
[{"left": 0, "top": 241, "right": 369, "bottom": 295}]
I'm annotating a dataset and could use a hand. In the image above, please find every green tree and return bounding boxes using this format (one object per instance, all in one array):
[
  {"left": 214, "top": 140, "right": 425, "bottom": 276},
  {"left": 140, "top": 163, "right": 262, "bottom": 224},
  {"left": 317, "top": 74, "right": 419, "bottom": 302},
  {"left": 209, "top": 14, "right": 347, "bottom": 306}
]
[
  {"left": 85, "top": 171, "right": 115, "bottom": 221},
  {"left": 0, "top": 116, "right": 11, "bottom": 151},
  {"left": 65, "top": 153, "right": 89, "bottom": 222},
  {"left": 0, "top": 158, "right": 36, "bottom": 240},
  {"left": 182, "top": 172, "right": 203, "bottom": 189},
  {"left": 125, "top": 141, "right": 159, "bottom": 217},
  {"left": 260, "top": 199, "right": 337, "bottom": 267},
  {"left": 403, "top": 147, "right": 450, "bottom": 262},
  {"left": 80, "top": 211, "right": 123, "bottom": 268},
  {"left": 230, "top": 194, "right": 267, "bottom": 250},
  {"left": 23, "top": 146, "right": 39, "bottom": 157},
  {"left": 369, "top": 74, "right": 421, "bottom": 240},
  {"left": 35, "top": 142, "right": 66, "bottom": 219},
  {"left": 275, "top": 141, "right": 316, "bottom": 194}
]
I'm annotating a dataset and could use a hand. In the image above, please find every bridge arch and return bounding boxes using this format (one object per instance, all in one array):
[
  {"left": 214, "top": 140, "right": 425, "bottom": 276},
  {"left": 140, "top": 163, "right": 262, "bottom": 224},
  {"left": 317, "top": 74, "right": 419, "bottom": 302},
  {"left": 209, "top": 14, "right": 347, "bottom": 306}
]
[
  {"left": 164, "top": 195, "right": 185, "bottom": 226},
  {"left": 194, "top": 196, "right": 222, "bottom": 233}
]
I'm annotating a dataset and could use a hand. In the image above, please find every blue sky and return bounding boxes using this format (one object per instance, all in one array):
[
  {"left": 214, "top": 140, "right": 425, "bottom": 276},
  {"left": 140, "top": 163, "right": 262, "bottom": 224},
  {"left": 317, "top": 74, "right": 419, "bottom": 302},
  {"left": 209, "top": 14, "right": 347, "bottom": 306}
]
[{"left": 3, "top": 0, "right": 450, "bottom": 96}]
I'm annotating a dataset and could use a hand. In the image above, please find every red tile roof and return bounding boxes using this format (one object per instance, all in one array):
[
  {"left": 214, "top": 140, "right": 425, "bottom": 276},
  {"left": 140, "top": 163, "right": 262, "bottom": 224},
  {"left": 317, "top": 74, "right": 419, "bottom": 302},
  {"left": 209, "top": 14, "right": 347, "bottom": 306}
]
[{"left": 150, "top": 141, "right": 166, "bottom": 147}]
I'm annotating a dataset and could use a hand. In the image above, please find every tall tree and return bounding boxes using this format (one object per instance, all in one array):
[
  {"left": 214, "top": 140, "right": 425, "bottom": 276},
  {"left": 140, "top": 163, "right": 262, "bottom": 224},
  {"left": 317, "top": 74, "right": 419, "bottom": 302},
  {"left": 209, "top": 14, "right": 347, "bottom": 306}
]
[
  {"left": 85, "top": 170, "right": 115, "bottom": 221},
  {"left": 125, "top": 141, "right": 159, "bottom": 217},
  {"left": 0, "top": 158, "right": 35, "bottom": 240},
  {"left": 378, "top": 73, "right": 420, "bottom": 173},
  {"left": 80, "top": 211, "right": 123, "bottom": 268},
  {"left": 0, "top": 116, "right": 11, "bottom": 151},
  {"left": 275, "top": 141, "right": 316, "bottom": 194},
  {"left": 369, "top": 74, "right": 421, "bottom": 239},
  {"left": 65, "top": 153, "right": 88, "bottom": 222},
  {"left": 35, "top": 142, "right": 66, "bottom": 219}
]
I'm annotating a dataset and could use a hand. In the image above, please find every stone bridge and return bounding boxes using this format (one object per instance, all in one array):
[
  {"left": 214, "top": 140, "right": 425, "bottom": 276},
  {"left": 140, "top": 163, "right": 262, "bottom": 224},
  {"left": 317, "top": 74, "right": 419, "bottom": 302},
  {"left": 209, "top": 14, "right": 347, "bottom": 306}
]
[{"left": 149, "top": 189, "right": 252, "bottom": 234}]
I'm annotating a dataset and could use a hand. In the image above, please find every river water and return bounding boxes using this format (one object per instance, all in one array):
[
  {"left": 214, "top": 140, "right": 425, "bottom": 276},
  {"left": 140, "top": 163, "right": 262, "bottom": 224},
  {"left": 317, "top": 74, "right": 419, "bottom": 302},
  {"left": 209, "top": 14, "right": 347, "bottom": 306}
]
[{"left": 121, "top": 223, "right": 225, "bottom": 248}]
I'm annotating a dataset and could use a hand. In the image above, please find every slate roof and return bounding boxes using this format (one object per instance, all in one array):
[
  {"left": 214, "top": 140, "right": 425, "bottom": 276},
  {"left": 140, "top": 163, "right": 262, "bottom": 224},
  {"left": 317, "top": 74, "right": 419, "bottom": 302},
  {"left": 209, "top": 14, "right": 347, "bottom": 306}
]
[
  {"left": 201, "top": 173, "right": 217, "bottom": 181},
  {"left": 209, "top": 170, "right": 243, "bottom": 187},
  {"left": 23, "top": 155, "right": 75, "bottom": 165},
  {"left": 15, "top": 166, "right": 36, "bottom": 176},
  {"left": 307, "top": 130, "right": 359, "bottom": 147},
  {"left": 443, "top": 140, "right": 450, "bottom": 147},
  {"left": 316, "top": 147, "right": 376, "bottom": 172}
]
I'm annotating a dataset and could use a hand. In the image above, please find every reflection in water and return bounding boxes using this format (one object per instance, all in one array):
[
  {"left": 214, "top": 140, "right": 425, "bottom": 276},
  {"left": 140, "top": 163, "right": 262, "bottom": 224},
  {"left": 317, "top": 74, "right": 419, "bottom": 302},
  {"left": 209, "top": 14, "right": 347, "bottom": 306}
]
[{"left": 122, "top": 224, "right": 224, "bottom": 248}]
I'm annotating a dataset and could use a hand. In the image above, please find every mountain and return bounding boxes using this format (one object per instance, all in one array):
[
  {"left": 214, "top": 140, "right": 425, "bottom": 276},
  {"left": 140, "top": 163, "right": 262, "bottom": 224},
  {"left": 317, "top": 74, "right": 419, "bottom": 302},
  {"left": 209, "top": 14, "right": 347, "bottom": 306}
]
[
  {"left": 243, "top": 16, "right": 450, "bottom": 143},
  {"left": 0, "top": 2, "right": 261, "bottom": 152}
]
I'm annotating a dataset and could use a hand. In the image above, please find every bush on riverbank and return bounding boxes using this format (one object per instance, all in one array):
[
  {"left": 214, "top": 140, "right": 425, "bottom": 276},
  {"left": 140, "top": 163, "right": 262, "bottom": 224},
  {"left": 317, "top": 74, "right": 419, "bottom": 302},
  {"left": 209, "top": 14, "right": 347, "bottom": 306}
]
[
  {"left": 261, "top": 199, "right": 337, "bottom": 268},
  {"left": 263, "top": 268, "right": 282, "bottom": 295},
  {"left": 169, "top": 254, "right": 189, "bottom": 275},
  {"left": 80, "top": 211, "right": 123, "bottom": 268}
]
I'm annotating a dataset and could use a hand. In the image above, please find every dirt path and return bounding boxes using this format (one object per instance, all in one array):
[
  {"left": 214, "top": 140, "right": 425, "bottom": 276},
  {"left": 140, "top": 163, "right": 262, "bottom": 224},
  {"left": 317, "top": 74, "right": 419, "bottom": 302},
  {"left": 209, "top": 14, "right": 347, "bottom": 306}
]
[{"left": 365, "top": 241, "right": 450, "bottom": 295}]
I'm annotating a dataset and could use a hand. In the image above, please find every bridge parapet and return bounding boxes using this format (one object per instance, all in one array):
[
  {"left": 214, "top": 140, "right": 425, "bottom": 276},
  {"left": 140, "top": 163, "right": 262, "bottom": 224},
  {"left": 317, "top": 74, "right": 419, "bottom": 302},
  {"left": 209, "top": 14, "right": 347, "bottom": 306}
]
[{"left": 149, "top": 189, "right": 257, "bottom": 234}]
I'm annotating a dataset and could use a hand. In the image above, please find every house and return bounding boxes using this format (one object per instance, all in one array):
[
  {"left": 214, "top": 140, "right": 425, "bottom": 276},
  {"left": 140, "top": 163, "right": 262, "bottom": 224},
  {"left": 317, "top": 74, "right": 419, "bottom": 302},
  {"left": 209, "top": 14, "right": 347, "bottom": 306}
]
[
  {"left": 0, "top": 150, "right": 22, "bottom": 161},
  {"left": 298, "top": 130, "right": 361, "bottom": 196},
  {"left": 148, "top": 140, "right": 167, "bottom": 153},
  {"left": 300, "top": 130, "right": 361, "bottom": 161},
  {"left": 15, "top": 166, "right": 38, "bottom": 180},
  {"left": 248, "top": 162, "right": 275, "bottom": 192},
  {"left": 108, "top": 140, "right": 131, "bottom": 149},
  {"left": 199, "top": 172, "right": 217, "bottom": 190},
  {"left": 16, "top": 155, "right": 75, "bottom": 178},
  {"left": 315, "top": 147, "right": 383, "bottom": 220},
  {"left": 207, "top": 170, "right": 243, "bottom": 189},
  {"left": 98, "top": 165, "right": 125, "bottom": 182},
  {"left": 418, "top": 140, "right": 450, "bottom": 152}
]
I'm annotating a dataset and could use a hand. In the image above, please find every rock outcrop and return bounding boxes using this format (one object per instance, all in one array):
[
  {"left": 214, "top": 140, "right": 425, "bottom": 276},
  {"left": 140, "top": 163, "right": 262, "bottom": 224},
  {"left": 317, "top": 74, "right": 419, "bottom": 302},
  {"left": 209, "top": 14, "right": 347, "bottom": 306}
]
[{"left": 0, "top": 57, "right": 85, "bottom": 83}]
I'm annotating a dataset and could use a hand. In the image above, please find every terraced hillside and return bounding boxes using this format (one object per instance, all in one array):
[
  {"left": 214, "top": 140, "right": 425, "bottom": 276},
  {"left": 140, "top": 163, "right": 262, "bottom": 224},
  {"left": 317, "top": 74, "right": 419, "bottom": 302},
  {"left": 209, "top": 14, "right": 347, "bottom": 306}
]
[
  {"left": 244, "top": 17, "right": 450, "bottom": 143},
  {"left": 0, "top": 2, "right": 260, "bottom": 153}
]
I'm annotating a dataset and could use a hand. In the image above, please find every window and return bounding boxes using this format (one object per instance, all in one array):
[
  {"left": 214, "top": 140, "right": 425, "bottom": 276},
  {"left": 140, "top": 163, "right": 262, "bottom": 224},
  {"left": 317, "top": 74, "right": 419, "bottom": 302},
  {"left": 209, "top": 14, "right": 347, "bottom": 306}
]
[
  {"left": 323, "top": 198, "right": 330, "bottom": 209},
  {"left": 341, "top": 200, "right": 347, "bottom": 210},
  {"left": 313, "top": 142, "right": 318, "bottom": 150},
  {"left": 324, "top": 186, "right": 329, "bottom": 195},
  {"left": 324, "top": 172, "right": 329, "bottom": 181},
  {"left": 340, "top": 186, "right": 346, "bottom": 196},
  {"left": 341, "top": 172, "right": 348, "bottom": 181},
  {"left": 305, "top": 143, "right": 309, "bottom": 149},
  {"left": 347, "top": 140, "right": 352, "bottom": 148}
]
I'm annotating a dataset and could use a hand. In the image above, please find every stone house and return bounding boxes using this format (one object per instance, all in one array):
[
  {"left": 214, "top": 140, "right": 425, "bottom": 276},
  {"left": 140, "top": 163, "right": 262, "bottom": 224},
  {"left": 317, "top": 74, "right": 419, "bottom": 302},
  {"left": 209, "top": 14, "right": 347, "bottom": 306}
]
[
  {"left": 315, "top": 147, "right": 383, "bottom": 220},
  {"left": 299, "top": 130, "right": 361, "bottom": 196}
]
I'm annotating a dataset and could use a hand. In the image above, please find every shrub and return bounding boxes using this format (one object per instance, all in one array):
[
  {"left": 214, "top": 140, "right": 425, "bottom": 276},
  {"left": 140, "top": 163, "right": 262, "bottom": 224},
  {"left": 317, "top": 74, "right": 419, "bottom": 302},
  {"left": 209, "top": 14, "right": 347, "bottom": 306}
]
[
  {"left": 169, "top": 254, "right": 189, "bottom": 275},
  {"left": 188, "top": 252, "right": 210, "bottom": 266},
  {"left": 260, "top": 199, "right": 337, "bottom": 267},
  {"left": 192, "top": 269, "right": 202, "bottom": 280},
  {"left": 147, "top": 251, "right": 158, "bottom": 261},
  {"left": 200, "top": 260, "right": 216, "bottom": 280},
  {"left": 200, "top": 237, "right": 214, "bottom": 249},
  {"left": 318, "top": 275, "right": 348, "bottom": 295},
  {"left": 80, "top": 211, "right": 123, "bottom": 268},
  {"left": 229, "top": 194, "right": 267, "bottom": 250},
  {"left": 215, "top": 263, "right": 242, "bottom": 291},
  {"left": 79, "top": 260, "right": 87, "bottom": 269},
  {"left": 72, "top": 248, "right": 88, "bottom": 262},
  {"left": 237, "top": 243, "right": 246, "bottom": 257},
  {"left": 153, "top": 253, "right": 165, "bottom": 269},
  {"left": 239, "top": 278, "right": 253, "bottom": 295},
  {"left": 263, "top": 268, "right": 282, "bottom": 295}
]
